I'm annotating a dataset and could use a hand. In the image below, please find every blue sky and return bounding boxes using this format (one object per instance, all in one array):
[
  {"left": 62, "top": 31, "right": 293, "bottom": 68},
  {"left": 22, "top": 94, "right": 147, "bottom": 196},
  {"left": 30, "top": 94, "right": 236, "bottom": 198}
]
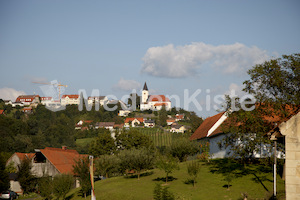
[{"left": 0, "top": 0, "right": 299, "bottom": 117}]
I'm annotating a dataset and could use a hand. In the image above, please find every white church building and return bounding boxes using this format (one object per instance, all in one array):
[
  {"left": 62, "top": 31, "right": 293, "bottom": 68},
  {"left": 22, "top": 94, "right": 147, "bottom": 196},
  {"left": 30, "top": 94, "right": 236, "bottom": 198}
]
[{"left": 140, "top": 82, "right": 171, "bottom": 111}]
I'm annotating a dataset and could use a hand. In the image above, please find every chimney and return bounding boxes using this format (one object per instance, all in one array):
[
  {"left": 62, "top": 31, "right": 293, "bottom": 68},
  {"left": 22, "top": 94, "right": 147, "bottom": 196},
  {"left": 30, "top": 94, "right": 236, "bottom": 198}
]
[{"left": 62, "top": 146, "right": 67, "bottom": 150}]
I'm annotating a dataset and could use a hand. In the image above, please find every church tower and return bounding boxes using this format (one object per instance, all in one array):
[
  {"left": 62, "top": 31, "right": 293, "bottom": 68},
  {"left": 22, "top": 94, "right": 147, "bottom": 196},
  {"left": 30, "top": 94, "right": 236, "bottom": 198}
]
[{"left": 142, "top": 82, "right": 149, "bottom": 103}]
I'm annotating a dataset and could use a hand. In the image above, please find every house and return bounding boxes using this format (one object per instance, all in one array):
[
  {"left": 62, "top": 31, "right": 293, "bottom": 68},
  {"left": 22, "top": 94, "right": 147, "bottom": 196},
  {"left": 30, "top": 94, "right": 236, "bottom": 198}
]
[
  {"left": 140, "top": 82, "right": 171, "bottom": 111},
  {"left": 88, "top": 96, "right": 108, "bottom": 106},
  {"left": 0, "top": 109, "right": 5, "bottom": 115},
  {"left": 170, "top": 124, "right": 186, "bottom": 133},
  {"left": 11, "top": 102, "right": 24, "bottom": 107},
  {"left": 167, "top": 119, "right": 176, "bottom": 126},
  {"left": 22, "top": 107, "right": 33, "bottom": 114},
  {"left": 268, "top": 110, "right": 300, "bottom": 200},
  {"left": 144, "top": 119, "right": 155, "bottom": 128},
  {"left": 15, "top": 95, "right": 40, "bottom": 106},
  {"left": 113, "top": 123, "right": 124, "bottom": 129},
  {"left": 124, "top": 117, "right": 144, "bottom": 127},
  {"left": 61, "top": 94, "right": 79, "bottom": 105},
  {"left": 118, "top": 110, "right": 132, "bottom": 117},
  {"left": 40, "top": 97, "right": 53, "bottom": 105},
  {"left": 175, "top": 114, "right": 184, "bottom": 121},
  {"left": 6, "top": 147, "right": 87, "bottom": 192},
  {"left": 75, "top": 120, "right": 93, "bottom": 130},
  {"left": 4, "top": 100, "right": 12, "bottom": 105},
  {"left": 96, "top": 122, "right": 115, "bottom": 130}
]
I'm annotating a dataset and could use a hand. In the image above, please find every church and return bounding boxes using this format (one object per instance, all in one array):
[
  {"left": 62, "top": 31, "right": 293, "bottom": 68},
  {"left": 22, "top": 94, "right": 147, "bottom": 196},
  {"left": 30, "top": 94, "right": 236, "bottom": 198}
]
[{"left": 140, "top": 82, "right": 171, "bottom": 111}]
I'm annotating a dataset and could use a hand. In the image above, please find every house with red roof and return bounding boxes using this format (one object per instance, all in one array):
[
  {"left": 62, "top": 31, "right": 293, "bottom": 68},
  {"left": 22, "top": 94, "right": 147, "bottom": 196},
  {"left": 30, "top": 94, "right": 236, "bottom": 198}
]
[
  {"left": 15, "top": 95, "right": 40, "bottom": 106},
  {"left": 61, "top": 94, "right": 80, "bottom": 105},
  {"left": 140, "top": 82, "right": 171, "bottom": 111},
  {"left": 124, "top": 117, "right": 144, "bottom": 127}
]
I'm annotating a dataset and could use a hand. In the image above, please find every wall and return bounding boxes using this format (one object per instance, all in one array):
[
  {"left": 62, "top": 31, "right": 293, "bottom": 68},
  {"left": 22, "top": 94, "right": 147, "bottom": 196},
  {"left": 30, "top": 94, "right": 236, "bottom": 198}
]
[{"left": 279, "top": 112, "right": 300, "bottom": 200}]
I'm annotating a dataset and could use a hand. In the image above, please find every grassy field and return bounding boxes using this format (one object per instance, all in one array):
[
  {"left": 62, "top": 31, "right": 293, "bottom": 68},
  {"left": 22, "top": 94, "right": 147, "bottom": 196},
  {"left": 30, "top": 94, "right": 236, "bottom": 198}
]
[
  {"left": 67, "top": 159, "right": 285, "bottom": 200},
  {"left": 76, "top": 137, "right": 95, "bottom": 146}
]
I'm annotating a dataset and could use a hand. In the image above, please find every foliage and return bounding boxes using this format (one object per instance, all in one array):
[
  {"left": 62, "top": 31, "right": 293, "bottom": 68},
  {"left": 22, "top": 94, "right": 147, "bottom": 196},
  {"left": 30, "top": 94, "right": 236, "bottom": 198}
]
[
  {"left": 156, "top": 156, "right": 179, "bottom": 184},
  {"left": 197, "top": 141, "right": 210, "bottom": 162},
  {"left": 0, "top": 154, "right": 9, "bottom": 192},
  {"left": 127, "top": 93, "right": 141, "bottom": 109},
  {"left": 17, "top": 158, "right": 36, "bottom": 194},
  {"left": 52, "top": 174, "right": 73, "bottom": 200},
  {"left": 153, "top": 184, "right": 175, "bottom": 200},
  {"left": 243, "top": 53, "right": 300, "bottom": 105},
  {"left": 89, "top": 132, "right": 116, "bottom": 156},
  {"left": 38, "top": 176, "right": 53, "bottom": 200},
  {"left": 169, "top": 137, "right": 199, "bottom": 162},
  {"left": 118, "top": 147, "right": 155, "bottom": 179},
  {"left": 187, "top": 161, "right": 200, "bottom": 187},
  {"left": 95, "top": 154, "right": 120, "bottom": 178},
  {"left": 5, "top": 162, "right": 17, "bottom": 173},
  {"left": 116, "top": 129, "right": 154, "bottom": 150},
  {"left": 73, "top": 157, "right": 91, "bottom": 198},
  {"left": 158, "top": 106, "right": 168, "bottom": 127}
]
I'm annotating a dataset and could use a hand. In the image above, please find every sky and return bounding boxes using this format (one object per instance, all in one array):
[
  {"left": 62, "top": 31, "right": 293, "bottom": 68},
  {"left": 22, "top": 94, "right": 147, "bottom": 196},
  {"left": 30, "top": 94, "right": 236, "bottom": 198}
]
[{"left": 0, "top": 0, "right": 299, "bottom": 117}]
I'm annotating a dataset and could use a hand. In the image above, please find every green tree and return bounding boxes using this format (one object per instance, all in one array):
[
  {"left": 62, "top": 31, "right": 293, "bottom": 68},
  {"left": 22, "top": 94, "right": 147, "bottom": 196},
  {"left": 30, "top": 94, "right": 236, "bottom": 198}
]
[
  {"left": 127, "top": 93, "right": 141, "bottom": 109},
  {"left": 118, "top": 147, "right": 155, "bottom": 180},
  {"left": 0, "top": 154, "right": 9, "bottom": 192},
  {"left": 52, "top": 174, "right": 73, "bottom": 200},
  {"left": 169, "top": 137, "right": 199, "bottom": 162},
  {"left": 158, "top": 106, "right": 168, "bottom": 127},
  {"left": 95, "top": 154, "right": 119, "bottom": 178},
  {"left": 73, "top": 157, "right": 91, "bottom": 198},
  {"left": 17, "top": 158, "right": 36, "bottom": 194},
  {"left": 187, "top": 161, "right": 200, "bottom": 187},
  {"left": 116, "top": 129, "right": 153, "bottom": 150},
  {"left": 89, "top": 132, "right": 116, "bottom": 157},
  {"left": 156, "top": 156, "right": 179, "bottom": 184},
  {"left": 153, "top": 184, "right": 175, "bottom": 200},
  {"left": 38, "top": 176, "right": 53, "bottom": 200}
]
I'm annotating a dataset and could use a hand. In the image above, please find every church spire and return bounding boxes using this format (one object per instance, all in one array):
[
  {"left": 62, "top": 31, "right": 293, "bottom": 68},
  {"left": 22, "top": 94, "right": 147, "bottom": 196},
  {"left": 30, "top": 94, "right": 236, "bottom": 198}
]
[{"left": 143, "top": 82, "right": 148, "bottom": 91}]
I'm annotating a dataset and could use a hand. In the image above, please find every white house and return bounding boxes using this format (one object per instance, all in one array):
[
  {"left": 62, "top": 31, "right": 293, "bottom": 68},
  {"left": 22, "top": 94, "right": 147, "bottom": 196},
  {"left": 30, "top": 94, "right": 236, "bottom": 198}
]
[
  {"left": 15, "top": 95, "right": 40, "bottom": 106},
  {"left": 88, "top": 96, "right": 108, "bottom": 106},
  {"left": 144, "top": 119, "right": 155, "bottom": 128},
  {"left": 40, "top": 97, "right": 53, "bottom": 105},
  {"left": 124, "top": 117, "right": 144, "bottom": 127},
  {"left": 118, "top": 110, "right": 132, "bottom": 117},
  {"left": 190, "top": 111, "right": 276, "bottom": 159},
  {"left": 61, "top": 94, "right": 79, "bottom": 105},
  {"left": 170, "top": 124, "right": 186, "bottom": 133},
  {"left": 140, "top": 82, "right": 171, "bottom": 111}
]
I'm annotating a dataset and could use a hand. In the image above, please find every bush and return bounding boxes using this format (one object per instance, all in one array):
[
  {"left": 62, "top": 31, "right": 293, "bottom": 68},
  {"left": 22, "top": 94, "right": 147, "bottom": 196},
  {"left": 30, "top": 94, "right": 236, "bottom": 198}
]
[
  {"left": 187, "top": 161, "right": 200, "bottom": 187},
  {"left": 153, "top": 184, "right": 174, "bottom": 200},
  {"left": 169, "top": 137, "right": 199, "bottom": 162},
  {"left": 52, "top": 174, "right": 73, "bottom": 200}
]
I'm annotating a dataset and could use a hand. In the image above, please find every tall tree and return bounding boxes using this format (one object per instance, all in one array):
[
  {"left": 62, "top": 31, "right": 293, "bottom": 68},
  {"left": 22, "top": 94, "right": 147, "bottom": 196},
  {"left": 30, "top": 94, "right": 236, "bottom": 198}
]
[
  {"left": 73, "top": 157, "right": 91, "bottom": 198},
  {"left": 89, "top": 132, "right": 116, "bottom": 157},
  {"left": 115, "top": 129, "right": 153, "bottom": 150},
  {"left": 158, "top": 106, "right": 168, "bottom": 127},
  {"left": 0, "top": 154, "right": 9, "bottom": 192},
  {"left": 156, "top": 156, "right": 179, "bottom": 184},
  {"left": 52, "top": 174, "right": 73, "bottom": 200},
  {"left": 17, "top": 158, "right": 36, "bottom": 194}
]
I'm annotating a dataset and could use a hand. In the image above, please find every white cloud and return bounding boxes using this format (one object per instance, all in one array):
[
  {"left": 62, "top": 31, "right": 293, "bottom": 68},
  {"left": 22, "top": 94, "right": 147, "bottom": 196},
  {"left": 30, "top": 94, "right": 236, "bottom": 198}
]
[
  {"left": 141, "top": 42, "right": 269, "bottom": 78},
  {"left": 0, "top": 88, "right": 26, "bottom": 101},
  {"left": 113, "top": 78, "right": 141, "bottom": 91}
]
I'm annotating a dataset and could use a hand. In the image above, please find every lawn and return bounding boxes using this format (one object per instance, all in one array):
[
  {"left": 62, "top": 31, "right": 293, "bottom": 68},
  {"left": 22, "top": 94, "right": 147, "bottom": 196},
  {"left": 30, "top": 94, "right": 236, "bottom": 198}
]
[
  {"left": 67, "top": 159, "right": 285, "bottom": 200},
  {"left": 75, "top": 137, "right": 95, "bottom": 147}
]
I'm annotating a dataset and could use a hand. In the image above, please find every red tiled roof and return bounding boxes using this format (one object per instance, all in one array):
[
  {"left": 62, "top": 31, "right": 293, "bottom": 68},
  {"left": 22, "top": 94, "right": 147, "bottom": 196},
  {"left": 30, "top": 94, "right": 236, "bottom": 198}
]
[
  {"left": 61, "top": 94, "right": 79, "bottom": 99},
  {"left": 15, "top": 152, "right": 35, "bottom": 161},
  {"left": 176, "top": 114, "right": 184, "bottom": 120},
  {"left": 16, "top": 95, "right": 40, "bottom": 102},
  {"left": 190, "top": 112, "right": 225, "bottom": 140},
  {"left": 154, "top": 103, "right": 169, "bottom": 106},
  {"left": 22, "top": 107, "right": 33, "bottom": 111},
  {"left": 149, "top": 95, "right": 170, "bottom": 102},
  {"left": 167, "top": 119, "right": 175, "bottom": 122},
  {"left": 84, "top": 120, "right": 93, "bottom": 124},
  {"left": 0, "top": 110, "right": 4, "bottom": 115},
  {"left": 124, "top": 117, "right": 144, "bottom": 123},
  {"left": 39, "top": 147, "right": 86, "bottom": 174}
]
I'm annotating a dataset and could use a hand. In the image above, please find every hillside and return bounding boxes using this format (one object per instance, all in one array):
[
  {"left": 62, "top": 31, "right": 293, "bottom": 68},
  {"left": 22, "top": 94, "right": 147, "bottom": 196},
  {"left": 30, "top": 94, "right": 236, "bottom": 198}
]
[{"left": 68, "top": 160, "right": 285, "bottom": 200}]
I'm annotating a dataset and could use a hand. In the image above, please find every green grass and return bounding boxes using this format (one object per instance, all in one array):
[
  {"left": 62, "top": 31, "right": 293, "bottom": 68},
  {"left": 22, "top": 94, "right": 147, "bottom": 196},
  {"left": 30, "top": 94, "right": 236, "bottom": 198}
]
[
  {"left": 67, "top": 160, "right": 285, "bottom": 200},
  {"left": 75, "top": 137, "right": 95, "bottom": 146}
]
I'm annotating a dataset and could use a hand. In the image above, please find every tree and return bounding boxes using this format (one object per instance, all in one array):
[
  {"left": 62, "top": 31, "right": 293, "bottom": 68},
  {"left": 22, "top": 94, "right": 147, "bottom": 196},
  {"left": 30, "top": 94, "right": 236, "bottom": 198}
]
[
  {"left": 118, "top": 147, "right": 155, "bottom": 180},
  {"left": 158, "top": 106, "right": 168, "bottom": 127},
  {"left": 52, "top": 174, "right": 73, "bottom": 200},
  {"left": 187, "top": 161, "right": 200, "bottom": 187},
  {"left": 89, "top": 132, "right": 116, "bottom": 157},
  {"left": 116, "top": 129, "right": 153, "bottom": 150},
  {"left": 73, "top": 157, "right": 91, "bottom": 198},
  {"left": 153, "top": 184, "right": 175, "bottom": 200},
  {"left": 156, "top": 156, "right": 179, "bottom": 184},
  {"left": 95, "top": 154, "right": 119, "bottom": 178},
  {"left": 17, "top": 158, "right": 36, "bottom": 194},
  {"left": 38, "top": 176, "right": 53, "bottom": 200},
  {"left": 243, "top": 53, "right": 300, "bottom": 105},
  {"left": 127, "top": 93, "right": 140, "bottom": 109},
  {"left": 220, "top": 53, "right": 300, "bottom": 162},
  {"left": 0, "top": 154, "right": 9, "bottom": 192},
  {"left": 169, "top": 137, "right": 199, "bottom": 162}
]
